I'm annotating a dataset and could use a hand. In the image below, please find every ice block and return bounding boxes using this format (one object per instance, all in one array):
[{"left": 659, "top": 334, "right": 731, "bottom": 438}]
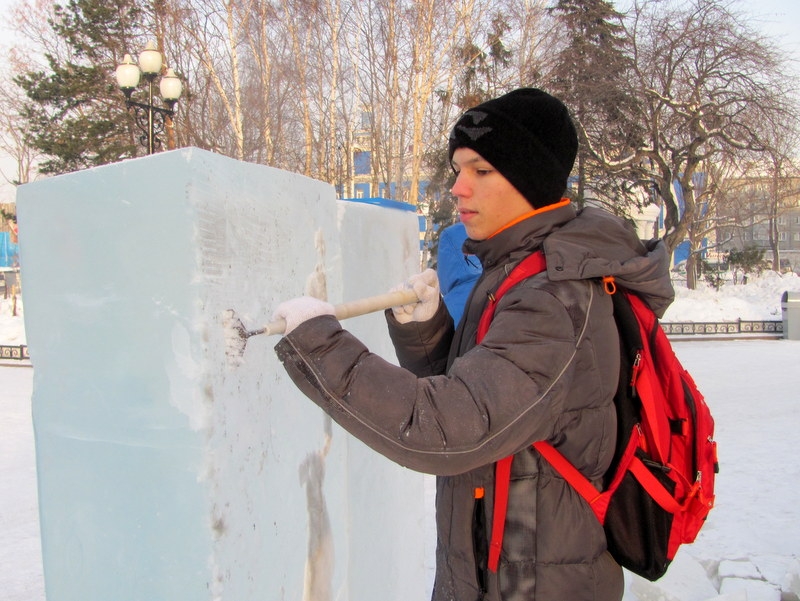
[{"left": 18, "top": 148, "right": 432, "bottom": 601}]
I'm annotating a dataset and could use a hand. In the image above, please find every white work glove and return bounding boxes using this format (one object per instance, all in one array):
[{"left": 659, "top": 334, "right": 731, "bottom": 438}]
[
  {"left": 391, "top": 268, "right": 441, "bottom": 324},
  {"left": 272, "top": 296, "right": 336, "bottom": 335}
]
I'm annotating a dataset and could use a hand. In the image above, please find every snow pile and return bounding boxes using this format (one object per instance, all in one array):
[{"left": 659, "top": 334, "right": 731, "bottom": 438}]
[
  {"left": 662, "top": 270, "right": 800, "bottom": 322},
  {"left": 0, "top": 296, "right": 23, "bottom": 344},
  {"left": 627, "top": 553, "right": 800, "bottom": 601}
]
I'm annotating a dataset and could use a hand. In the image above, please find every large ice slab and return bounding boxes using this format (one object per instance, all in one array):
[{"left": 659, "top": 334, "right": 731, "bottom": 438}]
[{"left": 18, "top": 148, "right": 431, "bottom": 601}]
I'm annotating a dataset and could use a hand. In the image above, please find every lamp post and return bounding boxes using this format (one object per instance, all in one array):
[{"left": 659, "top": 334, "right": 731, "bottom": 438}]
[{"left": 116, "top": 41, "right": 183, "bottom": 154}]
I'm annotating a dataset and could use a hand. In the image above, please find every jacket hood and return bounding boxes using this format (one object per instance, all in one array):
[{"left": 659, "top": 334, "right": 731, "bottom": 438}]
[{"left": 464, "top": 204, "right": 675, "bottom": 317}]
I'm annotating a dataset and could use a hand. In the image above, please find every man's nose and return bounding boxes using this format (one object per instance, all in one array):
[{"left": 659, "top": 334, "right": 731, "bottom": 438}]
[{"left": 451, "top": 173, "right": 469, "bottom": 198}]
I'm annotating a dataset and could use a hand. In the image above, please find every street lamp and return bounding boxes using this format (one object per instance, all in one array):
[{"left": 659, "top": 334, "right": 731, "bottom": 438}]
[{"left": 115, "top": 41, "right": 183, "bottom": 155}]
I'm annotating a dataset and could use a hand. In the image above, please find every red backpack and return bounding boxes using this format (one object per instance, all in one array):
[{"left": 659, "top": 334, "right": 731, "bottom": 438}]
[{"left": 477, "top": 251, "right": 718, "bottom": 581}]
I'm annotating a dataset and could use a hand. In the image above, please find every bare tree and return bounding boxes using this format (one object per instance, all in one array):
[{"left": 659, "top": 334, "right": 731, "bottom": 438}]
[
  {"left": 8, "top": 0, "right": 800, "bottom": 263},
  {"left": 246, "top": 0, "right": 278, "bottom": 165},
  {"left": 350, "top": 0, "right": 407, "bottom": 198},
  {"left": 172, "top": 0, "right": 248, "bottom": 160},
  {"left": 746, "top": 106, "right": 800, "bottom": 271},
  {"left": 406, "top": 0, "right": 479, "bottom": 206},
  {"left": 697, "top": 153, "right": 751, "bottom": 257},
  {"left": 0, "top": 44, "right": 41, "bottom": 190},
  {"left": 583, "top": 0, "right": 798, "bottom": 287},
  {"left": 760, "top": 150, "right": 800, "bottom": 272}
]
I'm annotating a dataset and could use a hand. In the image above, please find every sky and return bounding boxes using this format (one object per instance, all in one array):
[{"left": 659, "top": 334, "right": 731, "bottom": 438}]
[{"left": 746, "top": 0, "right": 800, "bottom": 54}]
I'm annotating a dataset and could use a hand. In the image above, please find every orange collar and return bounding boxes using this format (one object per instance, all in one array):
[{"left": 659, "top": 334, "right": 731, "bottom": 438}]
[{"left": 488, "top": 198, "right": 571, "bottom": 239}]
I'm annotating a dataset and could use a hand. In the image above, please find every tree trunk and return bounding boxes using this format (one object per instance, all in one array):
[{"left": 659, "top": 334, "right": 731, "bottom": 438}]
[{"left": 685, "top": 251, "right": 698, "bottom": 289}]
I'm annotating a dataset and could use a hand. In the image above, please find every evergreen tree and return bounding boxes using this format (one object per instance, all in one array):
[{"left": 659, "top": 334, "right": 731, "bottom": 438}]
[
  {"left": 550, "top": 0, "right": 642, "bottom": 209},
  {"left": 14, "top": 0, "right": 148, "bottom": 175},
  {"left": 726, "top": 246, "right": 769, "bottom": 284}
]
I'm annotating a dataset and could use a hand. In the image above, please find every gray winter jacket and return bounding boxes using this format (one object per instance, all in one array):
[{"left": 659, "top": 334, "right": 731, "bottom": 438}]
[{"left": 275, "top": 203, "right": 674, "bottom": 601}]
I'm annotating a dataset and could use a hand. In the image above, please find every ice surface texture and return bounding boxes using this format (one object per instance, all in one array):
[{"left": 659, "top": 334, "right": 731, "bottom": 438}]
[{"left": 17, "top": 148, "right": 431, "bottom": 601}]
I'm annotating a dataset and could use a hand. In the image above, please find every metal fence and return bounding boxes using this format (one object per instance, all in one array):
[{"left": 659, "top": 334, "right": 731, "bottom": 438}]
[
  {"left": 660, "top": 320, "right": 783, "bottom": 338},
  {"left": 0, "top": 344, "right": 30, "bottom": 361},
  {"left": 0, "top": 320, "right": 785, "bottom": 366}
]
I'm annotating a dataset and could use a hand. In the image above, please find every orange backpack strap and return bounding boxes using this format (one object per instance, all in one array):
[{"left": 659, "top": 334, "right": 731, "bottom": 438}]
[
  {"left": 488, "top": 456, "right": 513, "bottom": 572},
  {"left": 476, "top": 251, "right": 547, "bottom": 344},
  {"left": 629, "top": 455, "right": 684, "bottom": 514},
  {"left": 477, "top": 251, "right": 548, "bottom": 573},
  {"left": 533, "top": 441, "right": 604, "bottom": 509}
]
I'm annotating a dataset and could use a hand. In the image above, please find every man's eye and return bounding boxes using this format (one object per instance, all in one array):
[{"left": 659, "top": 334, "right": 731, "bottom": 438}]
[{"left": 476, "top": 169, "right": 492, "bottom": 175}]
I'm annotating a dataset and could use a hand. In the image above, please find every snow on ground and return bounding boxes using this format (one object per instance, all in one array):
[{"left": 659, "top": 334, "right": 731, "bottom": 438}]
[
  {"left": 662, "top": 269, "right": 800, "bottom": 322},
  {"left": 622, "top": 339, "right": 800, "bottom": 601},
  {"left": 0, "top": 295, "right": 24, "bottom": 345},
  {"left": 1, "top": 365, "right": 42, "bottom": 601},
  {"left": 2, "top": 272, "right": 799, "bottom": 601}
]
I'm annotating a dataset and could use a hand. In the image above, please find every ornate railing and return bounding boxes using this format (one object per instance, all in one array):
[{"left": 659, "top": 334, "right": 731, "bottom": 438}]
[
  {"left": 0, "top": 321, "right": 787, "bottom": 363},
  {"left": 660, "top": 320, "right": 783, "bottom": 337},
  {"left": 0, "top": 344, "right": 29, "bottom": 361}
]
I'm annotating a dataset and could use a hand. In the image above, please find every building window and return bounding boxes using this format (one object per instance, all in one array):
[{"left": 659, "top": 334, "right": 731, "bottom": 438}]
[
  {"left": 361, "top": 111, "right": 372, "bottom": 130},
  {"left": 354, "top": 151, "right": 371, "bottom": 176},
  {"left": 779, "top": 232, "right": 788, "bottom": 242}
]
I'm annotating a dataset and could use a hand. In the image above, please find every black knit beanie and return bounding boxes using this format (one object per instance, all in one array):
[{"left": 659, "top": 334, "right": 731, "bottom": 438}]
[{"left": 448, "top": 88, "right": 578, "bottom": 208}]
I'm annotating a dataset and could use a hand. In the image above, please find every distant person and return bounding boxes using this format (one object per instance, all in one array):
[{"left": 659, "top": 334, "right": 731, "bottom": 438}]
[
  {"left": 271, "top": 88, "right": 674, "bottom": 601},
  {"left": 437, "top": 221, "right": 481, "bottom": 323},
  {"left": 7, "top": 216, "right": 18, "bottom": 245}
]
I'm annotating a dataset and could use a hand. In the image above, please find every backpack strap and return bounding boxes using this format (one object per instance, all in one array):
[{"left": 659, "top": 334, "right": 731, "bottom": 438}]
[
  {"left": 533, "top": 440, "right": 604, "bottom": 506},
  {"left": 476, "top": 251, "right": 547, "bottom": 344},
  {"left": 475, "top": 250, "right": 547, "bottom": 573},
  {"left": 479, "top": 254, "right": 626, "bottom": 572},
  {"left": 533, "top": 424, "right": 642, "bottom": 524},
  {"left": 488, "top": 456, "right": 513, "bottom": 572},
  {"left": 629, "top": 454, "right": 684, "bottom": 514},
  {"left": 622, "top": 291, "right": 672, "bottom": 466}
]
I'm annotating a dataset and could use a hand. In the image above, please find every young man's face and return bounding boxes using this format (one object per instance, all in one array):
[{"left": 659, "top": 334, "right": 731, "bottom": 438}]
[{"left": 450, "top": 147, "right": 532, "bottom": 241}]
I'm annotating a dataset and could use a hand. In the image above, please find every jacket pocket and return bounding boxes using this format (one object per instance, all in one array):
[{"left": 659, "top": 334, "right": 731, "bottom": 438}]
[{"left": 472, "top": 487, "right": 489, "bottom": 596}]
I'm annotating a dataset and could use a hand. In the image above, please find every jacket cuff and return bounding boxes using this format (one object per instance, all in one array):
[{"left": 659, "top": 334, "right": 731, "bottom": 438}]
[{"left": 386, "top": 300, "right": 453, "bottom": 376}]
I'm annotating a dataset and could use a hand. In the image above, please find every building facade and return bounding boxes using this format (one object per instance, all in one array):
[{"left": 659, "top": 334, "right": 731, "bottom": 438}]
[{"left": 715, "top": 176, "right": 800, "bottom": 273}]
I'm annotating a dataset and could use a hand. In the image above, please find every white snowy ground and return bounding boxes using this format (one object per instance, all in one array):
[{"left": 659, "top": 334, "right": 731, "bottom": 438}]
[{"left": 2, "top": 269, "right": 800, "bottom": 601}]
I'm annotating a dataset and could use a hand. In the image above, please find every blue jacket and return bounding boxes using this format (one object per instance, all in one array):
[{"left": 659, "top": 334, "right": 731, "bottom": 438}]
[{"left": 437, "top": 223, "right": 481, "bottom": 324}]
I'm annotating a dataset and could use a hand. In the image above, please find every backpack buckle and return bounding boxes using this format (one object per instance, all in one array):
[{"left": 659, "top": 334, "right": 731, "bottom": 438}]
[{"left": 603, "top": 275, "right": 617, "bottom": 295}]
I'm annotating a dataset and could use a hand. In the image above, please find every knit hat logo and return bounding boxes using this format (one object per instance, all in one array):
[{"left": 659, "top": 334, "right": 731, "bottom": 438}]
[
  {"left": 453, "top": 110, "right": 492, "bottom": 142},
  {"left": 448, "top": 88, "right": 578, "bottom": 209}
]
